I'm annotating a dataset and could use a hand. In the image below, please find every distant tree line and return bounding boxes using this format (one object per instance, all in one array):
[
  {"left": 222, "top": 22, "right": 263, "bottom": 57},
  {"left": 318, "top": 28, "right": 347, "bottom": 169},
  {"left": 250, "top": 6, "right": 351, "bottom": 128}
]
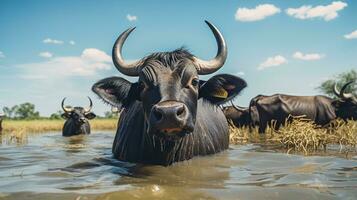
[
  {"left": 103, "top": 110, "right": 119, "bottom": 119},
  {"left": 2, "top": 103, "right": 119, "bottom": 120},
  {"left": 3, "top": 103, "right": 40, "bottom": 120}
]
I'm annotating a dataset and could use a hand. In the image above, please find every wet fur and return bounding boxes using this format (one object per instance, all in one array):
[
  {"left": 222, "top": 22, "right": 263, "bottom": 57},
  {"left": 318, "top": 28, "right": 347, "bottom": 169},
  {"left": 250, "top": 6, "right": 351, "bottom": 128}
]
[{"left": 112, "top": 100, "right": 229, "bottom": 166}]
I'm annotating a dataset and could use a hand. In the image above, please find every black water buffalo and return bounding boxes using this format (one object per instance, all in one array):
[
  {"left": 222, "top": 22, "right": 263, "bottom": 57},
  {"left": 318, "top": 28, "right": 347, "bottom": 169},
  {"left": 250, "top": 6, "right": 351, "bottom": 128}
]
[
  {"left": 92, "top": 21, "right": 247, "bottom": 165},
  {"left": 223, "top": 102, "right": 260, "bottom": 129},
  {"left": 222, "top": 102, "right": 260, "bottom": 130},
  {"left": 61, "top": 97, "right": 96, "bottom": 137},
  {"left": 251, "top": 82, "right": 357, "bottom": 133},
  {"left": 222, "top": 104, "right": 250, "bottom": 128}
]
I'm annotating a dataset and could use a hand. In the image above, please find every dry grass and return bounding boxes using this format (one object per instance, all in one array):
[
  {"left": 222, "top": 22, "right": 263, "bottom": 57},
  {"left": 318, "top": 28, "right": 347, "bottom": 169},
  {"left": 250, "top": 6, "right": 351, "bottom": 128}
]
[
  {"left": 229, "top": 119, "right": 357, "bottom": 154},
  {"left": 1, "top": 119, "right": 118, "bottom": 134},
  {"left": 91, "top": 119, "right": 118, "bottom": 130},
  {"left": 0, "top": 119, "right": 118, "bottom": 145}
]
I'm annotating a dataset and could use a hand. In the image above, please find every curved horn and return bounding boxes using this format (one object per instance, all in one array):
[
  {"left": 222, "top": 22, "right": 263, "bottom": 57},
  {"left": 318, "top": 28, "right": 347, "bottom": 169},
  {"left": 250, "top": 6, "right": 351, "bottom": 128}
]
[
  {"left": 112, "top": 27, "right": 142, "bottom": 76},
  {"left": 193, "top": 21, "right": 227, "bottom": 75},
  {"left": 340, "top": 81, "right": 355, "bottom": 99},
  {"left": 61, "top": 98, "right": 73, "bottom": 112},
  {"left": 333, "top": 83, "right": 341, "bottom": 97},
  {"left": 231, "top": 101, "right": 245, "bottom": 111},
  {"left": 84, "top": 97, "right": 93, "bottom": 113},
  {"left": 231, "top": 101, "right": 242, "bottom": 111}
]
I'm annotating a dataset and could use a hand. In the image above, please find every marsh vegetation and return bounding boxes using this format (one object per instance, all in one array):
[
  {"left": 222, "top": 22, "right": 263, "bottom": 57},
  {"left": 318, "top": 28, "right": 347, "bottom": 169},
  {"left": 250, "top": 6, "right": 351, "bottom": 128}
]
[{"left": 229, "top": 119, "right": 357, "bottom": 154}]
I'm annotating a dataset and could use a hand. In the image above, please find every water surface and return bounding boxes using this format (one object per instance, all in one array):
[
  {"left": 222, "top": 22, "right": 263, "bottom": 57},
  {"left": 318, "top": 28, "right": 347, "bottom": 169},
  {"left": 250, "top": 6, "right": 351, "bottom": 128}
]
[{"left": 0, "top": 132, "right": 356, "bottom": 200}]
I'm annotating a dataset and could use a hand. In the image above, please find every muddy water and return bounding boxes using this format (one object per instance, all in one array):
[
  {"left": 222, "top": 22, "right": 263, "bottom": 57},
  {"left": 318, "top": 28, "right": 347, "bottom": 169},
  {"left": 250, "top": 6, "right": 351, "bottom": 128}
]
[{"left": 0, "top": 132, "right": 356, "bottom": 200}]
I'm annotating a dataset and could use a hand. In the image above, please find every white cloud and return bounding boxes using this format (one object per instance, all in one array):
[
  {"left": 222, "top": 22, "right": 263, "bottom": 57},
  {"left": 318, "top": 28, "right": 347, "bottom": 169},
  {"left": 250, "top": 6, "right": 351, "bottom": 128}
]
[
  {"left": 19, "top": 48, "right": 112, "bottom": 79},
  {"left": 344, "top": 30, "right": 357, "bottom": 39},
  {"left": 126, "top": 14, "right": 138, "bottom": 22},
  {"left": 0, "top": 51, "right": 5, "bottom": 58},
  {"left": 236, "top": 71, "right": 245, "bottom": 76},
  {"left": 39, "top": 51, "right": 53, "bottom": 58},
  {"left": 69, "top": 40, "right": 76, "bottom": 45},
  {"left": 286, "top": 1, "right": 347, "bottom": 21},
  {"left": 235, "top": 4, "right": 281, "bottom": 22},
  {"left": 292, "top": 51, "right": 324, "bottom": 61},
  {"left": 258, "top": 55, "right": 287, "bottom": 70},
  {"left": 43, "top": 38, "right": 64, "bottom": 45}
]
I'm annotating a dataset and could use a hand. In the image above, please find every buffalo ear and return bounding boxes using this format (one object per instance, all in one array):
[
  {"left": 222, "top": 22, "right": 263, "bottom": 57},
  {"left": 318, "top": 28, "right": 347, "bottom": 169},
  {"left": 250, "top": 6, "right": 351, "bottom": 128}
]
[
  {"left": 61, "top": 112, "right": 71, "bottom": 119},
  {"left": 199, "top": 74, "right": 247, "bottom": 105},
  {"left": 85, "top": 112, "right": 96, "bottom": 120},
  {"left": 92, "top": 76, "right": 139, "bottom": 109}
]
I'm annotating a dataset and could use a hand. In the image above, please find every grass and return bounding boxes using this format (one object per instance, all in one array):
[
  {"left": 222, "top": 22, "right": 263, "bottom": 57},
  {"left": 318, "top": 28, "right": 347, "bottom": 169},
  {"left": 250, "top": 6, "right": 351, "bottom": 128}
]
[
  {"left": 1, "top": 118, "right": 118, "bottom": 134},
  {"left": 229, "top": 119, "right": 357, "bottom": 154},
  {"left": 0, "top": 118, "right": 118, "bottom": 145}
]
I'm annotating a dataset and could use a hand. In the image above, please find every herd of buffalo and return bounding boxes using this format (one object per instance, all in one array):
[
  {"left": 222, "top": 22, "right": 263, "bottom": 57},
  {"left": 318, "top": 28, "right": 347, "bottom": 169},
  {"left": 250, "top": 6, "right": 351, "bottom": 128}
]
[
  {"left": 224, "top": 83, "right": 357, "bottom": 133},
  {"left": 1, "top": 21, "right": 357, "bottom": 166}
]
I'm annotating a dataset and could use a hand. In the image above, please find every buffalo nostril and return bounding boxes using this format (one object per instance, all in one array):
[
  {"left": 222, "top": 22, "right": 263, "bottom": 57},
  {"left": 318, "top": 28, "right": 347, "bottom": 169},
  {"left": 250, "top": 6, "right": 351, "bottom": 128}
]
[
  {"left": 153, "top": 109, "right": 163, "bottom": 121},
  {"left": 176, "top": 105, "right": 185, "bottom": 117}
]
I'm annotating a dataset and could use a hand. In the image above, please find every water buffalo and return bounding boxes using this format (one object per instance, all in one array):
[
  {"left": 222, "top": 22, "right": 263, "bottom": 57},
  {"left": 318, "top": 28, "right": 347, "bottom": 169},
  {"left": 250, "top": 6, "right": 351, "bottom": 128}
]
[
  {"left": 222, "top": 103, "right": 250, "bottom": 128},
  {"left": 251, "top": 82, "right": 357, "bottom": 133},
  {"left": 223, "top": 102, "right": 260, "bottom": 129},
  {"left": 61, "top": 97, "right": 96, "bottom": 137},
  {"left": 92, "top": 21, "right": 247, "bottom": 165}
]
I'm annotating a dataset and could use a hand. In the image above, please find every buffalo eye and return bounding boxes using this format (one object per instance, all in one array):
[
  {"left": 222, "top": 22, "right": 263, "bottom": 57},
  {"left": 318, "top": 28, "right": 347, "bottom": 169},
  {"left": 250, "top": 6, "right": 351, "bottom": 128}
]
[
  {"left": 185, "top": 77, "right": 199, "bottom": 89},
  {"left": 191, "top": 78, "right": 199, "bottom": 87}
]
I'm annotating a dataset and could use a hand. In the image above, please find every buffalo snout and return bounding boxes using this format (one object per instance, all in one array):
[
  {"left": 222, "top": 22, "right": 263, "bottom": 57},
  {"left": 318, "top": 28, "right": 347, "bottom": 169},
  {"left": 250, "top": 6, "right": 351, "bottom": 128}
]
[{"left": 149, "top": 101, "right": 193, "bottom": 136}]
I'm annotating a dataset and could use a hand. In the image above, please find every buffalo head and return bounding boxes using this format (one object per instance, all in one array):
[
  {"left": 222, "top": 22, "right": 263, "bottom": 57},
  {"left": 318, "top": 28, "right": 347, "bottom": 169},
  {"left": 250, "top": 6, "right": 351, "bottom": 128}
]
[
  {"left": 222, "top": 103, "right": 250, "bottom": 128},
  {"left": 333, "top": 81, "right": 357, "bottom": 120},
  {"left": 92, "top": 21, "right": 246, "bottom": 140},
  {"left": 61, "top": 97, "right": 96, "bottom": 136}
]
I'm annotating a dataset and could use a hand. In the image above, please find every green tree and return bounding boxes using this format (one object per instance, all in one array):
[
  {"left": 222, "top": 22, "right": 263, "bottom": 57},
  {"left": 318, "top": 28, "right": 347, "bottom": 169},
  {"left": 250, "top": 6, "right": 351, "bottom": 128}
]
[
  {"left": 103, "top": 111, "right": 117, "bottom": 119},
  {"left": 14, "top": 102, "right": 40, "bottom": 119},
  {"left": 49, "top": 110, "right": 63, "bottom": 120},
  {"left": 317, "top": 70, "right": 357, "bottom": 98},
  {"left": 3, "top": 106, "right": 18, "bottom": 119}
]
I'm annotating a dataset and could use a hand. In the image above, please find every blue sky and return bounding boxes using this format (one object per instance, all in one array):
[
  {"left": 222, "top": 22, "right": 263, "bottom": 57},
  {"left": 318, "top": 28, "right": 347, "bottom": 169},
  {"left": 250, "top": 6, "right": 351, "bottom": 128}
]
[{"left": 0, "top": 0, "right": 356, "bottom": 116}]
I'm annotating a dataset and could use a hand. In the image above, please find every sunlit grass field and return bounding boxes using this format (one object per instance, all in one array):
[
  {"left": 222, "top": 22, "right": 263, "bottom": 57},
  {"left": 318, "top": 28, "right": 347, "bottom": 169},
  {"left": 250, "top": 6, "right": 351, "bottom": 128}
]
[
  {"left": 0, "top": 119, "right": 118, "bottom": 145},
  {"left": 1, "top": 118, "right": 118, "bottom": 134}
]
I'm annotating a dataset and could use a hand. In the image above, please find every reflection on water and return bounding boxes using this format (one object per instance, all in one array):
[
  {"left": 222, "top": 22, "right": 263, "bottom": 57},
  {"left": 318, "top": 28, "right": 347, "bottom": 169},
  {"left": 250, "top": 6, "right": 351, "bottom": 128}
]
[{"left": 0, "top": 131, "right": 356, "bottom": 200}]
